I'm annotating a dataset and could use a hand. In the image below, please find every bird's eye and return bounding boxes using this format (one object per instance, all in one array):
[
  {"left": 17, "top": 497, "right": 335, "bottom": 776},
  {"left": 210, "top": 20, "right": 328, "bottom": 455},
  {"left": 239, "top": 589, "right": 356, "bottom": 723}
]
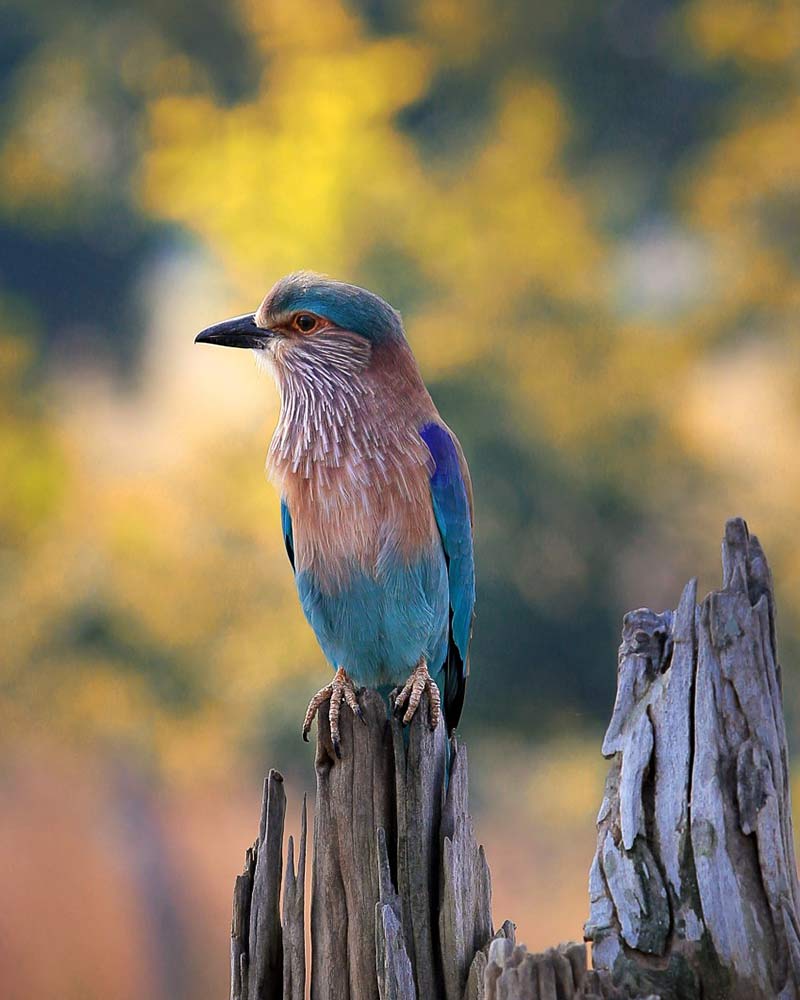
[{"left": 293, "top": 313, "right": 317, "bottom": 334}]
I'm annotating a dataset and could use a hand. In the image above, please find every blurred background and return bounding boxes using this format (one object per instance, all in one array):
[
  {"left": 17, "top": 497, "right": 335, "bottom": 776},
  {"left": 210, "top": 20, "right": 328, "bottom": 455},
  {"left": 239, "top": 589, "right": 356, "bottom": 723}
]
[{"left": 1, "top": 0, "right": 799, "bottom": 995}]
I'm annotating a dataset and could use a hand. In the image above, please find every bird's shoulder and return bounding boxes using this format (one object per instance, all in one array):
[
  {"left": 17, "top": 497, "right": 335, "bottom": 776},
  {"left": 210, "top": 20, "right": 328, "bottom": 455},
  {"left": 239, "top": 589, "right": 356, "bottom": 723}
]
[{"left": 419, "top": 419, "right": 474, "bottom": 527}]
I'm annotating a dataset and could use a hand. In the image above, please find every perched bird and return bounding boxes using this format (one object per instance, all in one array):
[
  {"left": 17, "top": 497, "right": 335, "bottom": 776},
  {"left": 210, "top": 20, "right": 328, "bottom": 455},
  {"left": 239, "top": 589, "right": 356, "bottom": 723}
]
[{"left": 195, "top": 272, "right": 475, "bottom": 754}]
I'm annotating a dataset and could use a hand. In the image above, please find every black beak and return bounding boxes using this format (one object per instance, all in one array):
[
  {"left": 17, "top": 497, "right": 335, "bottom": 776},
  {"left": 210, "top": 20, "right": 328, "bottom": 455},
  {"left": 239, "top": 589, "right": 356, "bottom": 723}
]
[{"left": 194, "top": 313, "right": 274, "bottom": 349}]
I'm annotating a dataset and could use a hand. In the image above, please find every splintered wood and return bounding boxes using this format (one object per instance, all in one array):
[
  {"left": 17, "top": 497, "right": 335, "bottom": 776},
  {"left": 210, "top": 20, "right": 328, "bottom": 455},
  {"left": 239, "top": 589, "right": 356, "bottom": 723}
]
[
  {"left": 586, "top": 518, "right": 800, "bottom": 1000},
  {"left": 230, "top": 519, "right": 800, "bottom": 1000},
  {"left": 230, "top": 691, "right": 496, "bottom": 1000}
]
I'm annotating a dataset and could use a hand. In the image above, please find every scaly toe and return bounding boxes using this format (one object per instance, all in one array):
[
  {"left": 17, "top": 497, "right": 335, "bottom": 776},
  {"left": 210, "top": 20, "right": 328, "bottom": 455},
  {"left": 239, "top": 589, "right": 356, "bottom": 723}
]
[
  {"left": 402, "top": 685, "right": 419, "bottom": 723},
  {"left": 343, "top": 683, "right": 362, "bottom": 720},
  {"left": 302, "top": 682, "right": 333, "bottom": 741},
  {"left": 393, "top": 678, "right": 414, "bottom": 714},
  {"left": 329, "top": 684, "right": 344, "bottom": 754},
  {"left": 302, "top": 668, "right": 361, "bottom": 753},
  {"left": 394, "top": 659, "right": 442, "bottom": 730},
  {"left": 397, "top": 661, "right": 439, "bottom": 727}
]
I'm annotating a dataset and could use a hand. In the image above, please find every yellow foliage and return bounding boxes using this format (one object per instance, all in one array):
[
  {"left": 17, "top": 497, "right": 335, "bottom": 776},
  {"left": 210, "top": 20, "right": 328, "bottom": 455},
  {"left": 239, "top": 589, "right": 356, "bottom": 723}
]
[
  {"left": 0, "top": 53, "right": 110, "bottom": 224},
  {"left": 687, "top": 0, "right": 800, "bottom": 65},
  {"left": 142, "top": 0, "right": 605, "bottom": 409},
  {"left": 142, "top": 1, "right": 431, "bottom": 281},
  {"left": 4, "top": 0, "right": 800, "bottom": 783}
]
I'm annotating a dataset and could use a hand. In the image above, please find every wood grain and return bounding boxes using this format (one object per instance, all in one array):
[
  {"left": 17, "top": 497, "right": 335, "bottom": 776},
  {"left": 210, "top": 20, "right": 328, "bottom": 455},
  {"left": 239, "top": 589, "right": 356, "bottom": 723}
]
[
  {"left": 229, "top": 519, "right": 799, "bottom": 1000},
  {"left": 586, "top": 518, "right": 800, "bottom": 1000}
]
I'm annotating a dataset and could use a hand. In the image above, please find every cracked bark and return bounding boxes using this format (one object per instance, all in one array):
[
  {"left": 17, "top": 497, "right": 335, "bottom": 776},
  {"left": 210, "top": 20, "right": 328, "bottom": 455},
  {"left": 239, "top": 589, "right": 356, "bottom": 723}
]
[
  {"left": 230, "top": 691, "right": 498, "bottom": 1000},
  {"left": 585, "top": 518, "right": 800, "bottom": 1000},
  {"left": 229, "top": 518, "right": 799, "bottom": 1000}
]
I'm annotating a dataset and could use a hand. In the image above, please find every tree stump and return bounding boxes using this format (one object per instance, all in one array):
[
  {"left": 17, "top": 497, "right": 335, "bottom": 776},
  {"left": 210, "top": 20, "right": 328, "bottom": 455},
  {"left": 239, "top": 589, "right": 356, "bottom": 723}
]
[
  {"left": 230, "top": 690, "right": 496, "bottom": 1000},
  {"left": 585, "top": 517, "right": 800, "bottom": 1000},
  {"left": 229, "top": 519, "right": 800, "bottom": 1000}
]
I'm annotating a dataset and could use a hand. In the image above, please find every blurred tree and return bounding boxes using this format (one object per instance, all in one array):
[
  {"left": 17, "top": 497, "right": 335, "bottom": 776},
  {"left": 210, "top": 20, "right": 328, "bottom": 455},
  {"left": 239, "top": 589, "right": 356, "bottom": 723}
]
[
  {"left": 139, "top": 0, "right": 709, "bottom": 741},
  {"left": 0, "top": 0, "right": 257, "bottom": 365},
  {"left": 672, "top": 0, "right": 800, "bottom": 717},
  {"left": 0, "top": 0, "right": 798, "bottom": 774}
]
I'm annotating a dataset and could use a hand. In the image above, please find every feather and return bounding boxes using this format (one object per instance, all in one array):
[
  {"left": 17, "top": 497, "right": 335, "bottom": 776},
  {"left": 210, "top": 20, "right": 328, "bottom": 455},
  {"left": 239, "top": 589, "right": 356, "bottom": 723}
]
[
  {"left": 419, "top": 422, "right": 476, "bottom": 732},
  {"left": 296, "top": 553, "right": 448, "bottom": 689},
  {"left": 281, "top": 498, "right": 295, "bottom": 571}
]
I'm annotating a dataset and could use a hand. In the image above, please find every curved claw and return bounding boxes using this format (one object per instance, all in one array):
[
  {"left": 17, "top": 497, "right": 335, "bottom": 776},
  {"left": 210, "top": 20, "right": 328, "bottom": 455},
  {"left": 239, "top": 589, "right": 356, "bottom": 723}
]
[
  {"left": 301, "top": 667, "right": 362, "bottom": 754},
  {"left": 395, "top": 659, "right": 441, "bottom": 730}
]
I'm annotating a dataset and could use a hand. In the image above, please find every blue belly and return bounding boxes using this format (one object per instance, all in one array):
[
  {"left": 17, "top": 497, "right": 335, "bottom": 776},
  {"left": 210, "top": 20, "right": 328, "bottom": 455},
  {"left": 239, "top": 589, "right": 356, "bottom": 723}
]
[{"left": 296, "top": 549, "right": 449, "bottom": 688}]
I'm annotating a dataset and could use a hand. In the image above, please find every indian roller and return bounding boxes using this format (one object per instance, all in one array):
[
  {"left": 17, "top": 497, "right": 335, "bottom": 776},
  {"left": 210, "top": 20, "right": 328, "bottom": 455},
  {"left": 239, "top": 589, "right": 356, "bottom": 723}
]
[{"left": 195, "top": 272, "right": 475, "bottom": 755}]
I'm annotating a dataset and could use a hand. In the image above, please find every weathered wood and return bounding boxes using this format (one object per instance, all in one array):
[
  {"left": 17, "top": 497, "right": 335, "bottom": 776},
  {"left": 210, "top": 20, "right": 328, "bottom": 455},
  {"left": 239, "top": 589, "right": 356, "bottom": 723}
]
[
  {"left": 249, "top": 770, "right": 286, "bottom": 1000},
  {"left": 378, "top": 904, "right": 417, "bottom": 1000},
  {"left": 392, "top": 689, "right": 447, "bottom": 998},
  {"left": 231, "top": 770, "right": 286, "bottom": 1000},
  {"left": 231, "top": 688, "right": 498, "bottom": 1000},
  {"left": 466, "top": 922, "right": 515, "bottom": 1000},
  {"left": 376, "top": 826, "right": 416, "bottom": 1000},
  {"left": 282, "top": 795, "right": 306, "bottom": 1000},
  {"left": 231, "top": 843, "right": 256, "bottom": 1000},
  {"left": 229, "top": 518, "right": 799, "bottom": 1000},
  {"left": 585, "top": 518, "right": 800, "bottom": 1000},
  {"left": 312, "top": 688, "right": 394, "bottom": 1000},
  {"left": 439, "top": 739, "right": 493, "bottom": 1000},
  {"left": 481, "top": 936, "right": 654, "bottom": 999}
]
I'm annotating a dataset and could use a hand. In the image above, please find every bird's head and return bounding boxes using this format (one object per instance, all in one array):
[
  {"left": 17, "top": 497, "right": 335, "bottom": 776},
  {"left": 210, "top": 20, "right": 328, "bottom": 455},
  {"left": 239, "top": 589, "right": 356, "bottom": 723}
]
[{"left": 195, "top": 272, "right": 406, "bottom": 386}]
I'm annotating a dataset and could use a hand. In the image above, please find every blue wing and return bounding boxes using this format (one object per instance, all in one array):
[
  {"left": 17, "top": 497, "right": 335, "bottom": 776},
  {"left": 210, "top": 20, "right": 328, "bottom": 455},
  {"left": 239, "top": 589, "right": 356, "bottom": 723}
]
[
  {"left": 420, "top": 422, "right": 475, "bottom": 732},
  {"left": 281, "top": 498, "right": 295, "bottom": 572}
]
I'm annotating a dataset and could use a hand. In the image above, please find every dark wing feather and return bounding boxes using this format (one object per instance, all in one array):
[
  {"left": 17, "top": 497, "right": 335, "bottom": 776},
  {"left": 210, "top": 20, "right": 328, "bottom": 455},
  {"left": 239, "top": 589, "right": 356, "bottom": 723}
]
[
  {"left": 281, "top": 498, "right": 295, "bottom": 572},
  {"left": 420, "top": 422, "right": 475, "bottom": 733}
]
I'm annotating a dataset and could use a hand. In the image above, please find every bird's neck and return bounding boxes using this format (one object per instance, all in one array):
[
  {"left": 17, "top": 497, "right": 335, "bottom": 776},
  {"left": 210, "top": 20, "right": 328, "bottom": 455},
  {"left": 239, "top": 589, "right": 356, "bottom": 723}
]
[{"left": 267, "top": 341, "right": 435, "bottom": 494}]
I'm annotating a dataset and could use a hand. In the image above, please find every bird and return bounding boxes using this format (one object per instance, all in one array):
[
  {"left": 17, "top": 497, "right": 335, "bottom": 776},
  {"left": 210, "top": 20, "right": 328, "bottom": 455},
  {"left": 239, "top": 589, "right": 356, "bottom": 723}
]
[{"left": 195, "top": 272, "right": 475, "bottom": 756}]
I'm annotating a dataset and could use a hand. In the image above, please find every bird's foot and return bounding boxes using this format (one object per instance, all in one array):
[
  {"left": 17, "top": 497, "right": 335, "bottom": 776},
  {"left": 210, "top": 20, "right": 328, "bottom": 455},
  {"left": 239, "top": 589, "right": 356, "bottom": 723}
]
[
  {"left": 393, "top": 659, "right": 440, "bottom": 730},
  {"left": 302, "top": 667, "right": 364, "bottom": 758}
]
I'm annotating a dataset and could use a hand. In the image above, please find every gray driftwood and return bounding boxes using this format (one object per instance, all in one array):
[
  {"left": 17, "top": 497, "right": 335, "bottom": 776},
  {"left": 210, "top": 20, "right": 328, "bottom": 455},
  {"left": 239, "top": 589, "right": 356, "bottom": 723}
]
[
  {"left": 231, "top": 769, "right": 288, "bottom": 1000},
  {"left": 585, "top": 518, "right": 800, "bottom": 1000},
  {"left": 231, "top": 689, "right": 498, "bottom": 1000},
  {"left": 230, "top": 518, "right": 799, "bottom": 1000},
  {"left": 282, "top": 795, "right": 306, "bottom": 1000},
  {"left": 481, "top": 933, "right": 652, "bottom": 1000}
]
